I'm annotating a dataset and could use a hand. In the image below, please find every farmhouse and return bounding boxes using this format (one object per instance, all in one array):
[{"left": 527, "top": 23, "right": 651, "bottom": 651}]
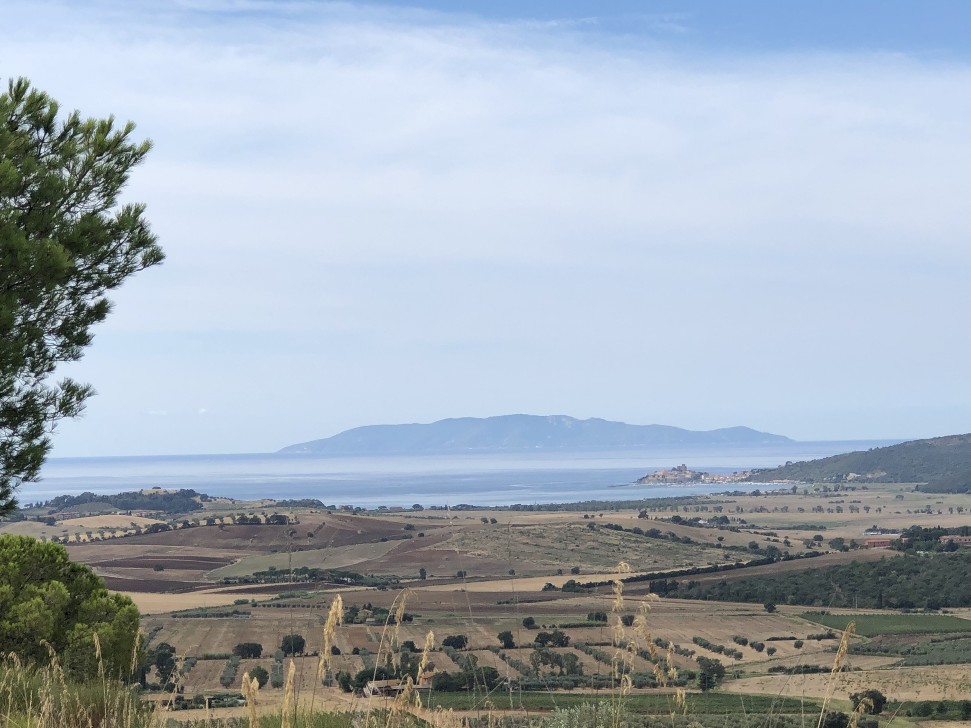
[
  {"left": 939, "top": 535, "right": 971, "bottom": 546},
  {"left": 863, "top": 537, "right": 897, "bottom": 548}
]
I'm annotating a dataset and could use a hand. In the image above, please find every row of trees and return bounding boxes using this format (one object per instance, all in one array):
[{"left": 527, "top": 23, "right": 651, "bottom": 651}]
[{"left": 658, "top": 551, "right": 971, "bottom": 610}]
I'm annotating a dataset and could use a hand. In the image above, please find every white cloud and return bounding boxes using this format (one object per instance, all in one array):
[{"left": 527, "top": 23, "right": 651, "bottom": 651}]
[{"left": 6, "top": 0, "right": 969, "bottom": 452}]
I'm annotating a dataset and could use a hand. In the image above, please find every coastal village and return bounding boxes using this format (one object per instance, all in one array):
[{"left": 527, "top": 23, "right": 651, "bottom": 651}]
[{"left": 636, "top": 464, "right": 753, "bottom": 484}]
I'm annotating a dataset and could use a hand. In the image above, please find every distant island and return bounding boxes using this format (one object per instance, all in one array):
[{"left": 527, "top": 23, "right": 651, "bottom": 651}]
[
  {"left": 279, "top": 414, "right": 791, "bottom": 455},
  {"left": 747, "top": 433, "right": 971, "bottom": 491}
]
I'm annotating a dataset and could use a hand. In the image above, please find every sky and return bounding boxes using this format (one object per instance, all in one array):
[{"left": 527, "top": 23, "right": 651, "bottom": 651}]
[{"left": 5, "top": 0, "right": 971, "bottom": 456}]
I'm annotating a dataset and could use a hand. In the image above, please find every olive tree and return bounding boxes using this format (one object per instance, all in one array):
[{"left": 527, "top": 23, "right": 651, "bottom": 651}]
[{"left": 0, "top": 78, "right": 163, "bottom": 515}]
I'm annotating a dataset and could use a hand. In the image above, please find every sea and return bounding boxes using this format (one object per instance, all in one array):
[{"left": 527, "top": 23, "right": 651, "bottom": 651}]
[{"left": 25, "top": 440, "right": 897, "bottom": 509}]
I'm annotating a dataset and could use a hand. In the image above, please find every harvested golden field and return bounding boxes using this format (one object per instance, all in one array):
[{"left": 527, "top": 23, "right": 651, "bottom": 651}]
[
  {"left": 123, "top": 591, "right": 278, "bottom": 614},
  {"left": 58, "top": 514, "right": 164, "bottom": 529},
  {"left": 724, "top": 664, "right": 971, "bottom": 701}
]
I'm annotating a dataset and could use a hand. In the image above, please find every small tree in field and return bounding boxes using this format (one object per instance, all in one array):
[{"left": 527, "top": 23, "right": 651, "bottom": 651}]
[
  {"left": 247, "top": 665, "right": 269, "bottom": 688},
  {"left": 497, "top": 630, "right": 515, "bottom": 649},
  {"left": 850, "top": 689, "right": 887, "bottom": 715},
  {"left": 281, "top": 634, "right": 305, "bottom": 656},
  {"left": 442, "top": 634, "right": 468, "bottom": 650},
  {"left": 233, "top": 642, "right": 263, "bottom": 659}
]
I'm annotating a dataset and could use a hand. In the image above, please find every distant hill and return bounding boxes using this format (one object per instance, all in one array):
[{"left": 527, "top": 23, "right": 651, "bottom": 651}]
[
  {"left": 747, "top": 433, "right": 971, "bottom": 491},
  {"left": 278, "top": 415, "right": 791, "bottom": 455}
]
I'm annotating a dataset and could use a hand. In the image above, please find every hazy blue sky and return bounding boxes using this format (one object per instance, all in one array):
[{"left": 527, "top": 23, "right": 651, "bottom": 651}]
[{"left": 6, "top": 0, "right": 970, "bottom": 455}]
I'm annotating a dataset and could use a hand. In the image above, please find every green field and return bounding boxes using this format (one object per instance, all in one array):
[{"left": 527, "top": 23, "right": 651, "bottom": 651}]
[
  {"left": 425, "top": 690, "right": 825, "bottom": 715},
  {"left": 801, "top": 612, "right": 971, "bottom": 636}
]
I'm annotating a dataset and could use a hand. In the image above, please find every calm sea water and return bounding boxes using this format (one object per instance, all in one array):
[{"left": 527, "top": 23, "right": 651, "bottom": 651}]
[{"left": 26, "top": 441, "right": 895, "bottom": 508}]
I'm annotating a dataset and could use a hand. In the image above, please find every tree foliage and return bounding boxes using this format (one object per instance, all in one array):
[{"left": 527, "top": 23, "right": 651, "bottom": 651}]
[
  {"left": 233, "top": 642, "right": 263, "bottom": 659},
  {"left": 0, "top": 534, "right": 142, "bottom": 679},
  {"left": 850, "top": 689, "right": 887, "bottom": 715},
  {"left": 280, "top": 634, "right": 305, "bottom": 656},
  {"left": 146, "top": 642, "right": 176, "bottom": 685},
  {"left": 442, "top": 634, "right": 468, "bottom": 650},
  {"left": 661, "top": 552, "right": 971, "bottom": 610},
  {"left": 248, "top": 665, "right": 269, "bottom": 688},
  {"left": 0, "top": 78, "right": 164, "bottom": 515}
]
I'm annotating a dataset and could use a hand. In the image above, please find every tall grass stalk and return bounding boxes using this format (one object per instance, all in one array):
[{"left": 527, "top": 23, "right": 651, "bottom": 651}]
[
  {"left": 815, "top": 622, "right": 855, "bottom": 728},
  {"left": 0, "top": 654, "right": 148, "bottom": 728}
]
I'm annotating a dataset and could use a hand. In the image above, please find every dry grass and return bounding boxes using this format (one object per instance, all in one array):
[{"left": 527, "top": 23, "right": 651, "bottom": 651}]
[{"left": 118, "top": 591, "right": 277, "bottom": 615}]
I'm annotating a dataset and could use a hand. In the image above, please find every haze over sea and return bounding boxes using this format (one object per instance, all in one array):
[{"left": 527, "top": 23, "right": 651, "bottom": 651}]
[{"left": 30, "top": 440, "right": 896, "bottom": 508}]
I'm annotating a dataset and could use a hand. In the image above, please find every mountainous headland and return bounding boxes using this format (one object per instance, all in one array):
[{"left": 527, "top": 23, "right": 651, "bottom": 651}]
[
  {"left": 278, "top": 414, "right": 792, "bottom": 455},
  {"left": 747, "top": 433, "right": 971, "bottom": 491}
]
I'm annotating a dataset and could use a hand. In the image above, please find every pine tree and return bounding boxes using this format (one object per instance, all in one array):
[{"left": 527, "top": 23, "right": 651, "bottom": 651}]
[{"left": 1, "top": 78, "right": 163, "bottom": 514}]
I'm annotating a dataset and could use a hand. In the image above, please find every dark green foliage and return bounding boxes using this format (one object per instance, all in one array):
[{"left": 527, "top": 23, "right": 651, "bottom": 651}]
[
  {"left": 894, "top": 524, "right": 971, "bottom": 553},
  {"left": 235, "top": 566, "right": 397, "bottom": 588},
  {"left": 748, "top": 433, "right": 971, "bottom": 487},
  {"left": 535, "top": 630, "right": 569, "bottom": 648},
  {"left": 336, "top": 670, "right": 352, "bottom": 692},
  {"left": 0, "top": 535, "right": 142, "bottom": 680},
  {"left": 0, "top": 79, "right": 163, "bottom": 515},
  {"left": 497, "top": 630, "right": 515, "bottom": 649},
  {"left": 39, "top": 489, "right": 201, "bottom": 515},
  {"left": 695, "top": 656, "right": 725, "bottom": 691},
  {"left": 803, "top": 612, "right": 971, "bottom": 637},
  {"left": 430, "top": 666, "right": 504, "bottom": 692},
  {"left": 281, "top": 634, "right": 305, "bottom": 656},
  {"left": 522, "top": 616, "right": 536, "bottom": 629},
  {"left": 442, "top": 634, "right": 468, "bottom": 650},
  {"left": 248, "top": 665, "right": 269, "bottom": 688},
  {"left": 271, "top": 498, "right": 324, "bottom": 508},
  {"left": 820, "top": 712, "right": 849, "bottom": 728},
  {"left": 692, "top": 636, "right": 743, "bottom": 660},
  {"left": 666, "top": 552, "right": 971, "bottom": 609},
  {"left": 147, "top": 642, "right": 176, "bottom": 684},
  {"left": 850, "top": 689, "right": 886, "bottom": 715},
  {"left": 233, "top": 642, "right": 263, "bottom": 659}
]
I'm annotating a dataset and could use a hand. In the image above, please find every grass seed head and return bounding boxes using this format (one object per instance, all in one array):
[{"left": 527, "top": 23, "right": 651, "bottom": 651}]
[{"left": 318, "top": 593, "right": 344, "bottom": 680}]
